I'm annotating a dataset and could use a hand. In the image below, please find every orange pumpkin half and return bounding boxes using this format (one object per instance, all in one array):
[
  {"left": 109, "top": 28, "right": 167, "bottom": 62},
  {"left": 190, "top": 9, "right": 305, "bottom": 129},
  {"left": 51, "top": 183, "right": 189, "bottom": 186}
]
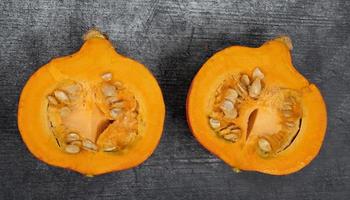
[
  {"left": 187, "top": 37, "right": 327, "bottom": 175},
  {"left": 18, "top": 29, "right": 165, "bottom": 175}
]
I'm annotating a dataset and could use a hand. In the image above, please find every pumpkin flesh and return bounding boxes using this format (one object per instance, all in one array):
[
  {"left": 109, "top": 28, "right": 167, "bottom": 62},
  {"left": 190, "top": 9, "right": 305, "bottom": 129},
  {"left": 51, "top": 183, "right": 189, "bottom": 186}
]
[
  {"left": 18, "top": 30, "right": 165, "bottom": 175},
  {"left": 187, "top": 37, "right": 327, "bottom": 175}
]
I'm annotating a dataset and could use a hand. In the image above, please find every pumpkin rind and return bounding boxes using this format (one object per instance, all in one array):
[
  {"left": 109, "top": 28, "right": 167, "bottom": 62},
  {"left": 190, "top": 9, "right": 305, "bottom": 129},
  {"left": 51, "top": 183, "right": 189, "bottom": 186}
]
[{"left": 186, "top": 37, "right": 327, "bottom": 175}]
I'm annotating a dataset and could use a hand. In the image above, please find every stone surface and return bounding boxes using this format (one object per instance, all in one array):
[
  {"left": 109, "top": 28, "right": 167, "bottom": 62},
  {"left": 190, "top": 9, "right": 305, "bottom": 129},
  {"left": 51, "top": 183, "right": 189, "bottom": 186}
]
[{"left": 0, "top": 0, "right": 349, "bottom": 199}]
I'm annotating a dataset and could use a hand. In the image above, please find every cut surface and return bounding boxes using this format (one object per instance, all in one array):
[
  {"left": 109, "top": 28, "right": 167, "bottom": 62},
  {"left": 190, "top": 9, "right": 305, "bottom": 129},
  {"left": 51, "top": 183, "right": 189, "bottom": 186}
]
[
  {"left": 18, "top": 30, "right": 165, "bottom": 175},
  {"left": 187, "top": 37, "right": 327, "bottom": 175}
]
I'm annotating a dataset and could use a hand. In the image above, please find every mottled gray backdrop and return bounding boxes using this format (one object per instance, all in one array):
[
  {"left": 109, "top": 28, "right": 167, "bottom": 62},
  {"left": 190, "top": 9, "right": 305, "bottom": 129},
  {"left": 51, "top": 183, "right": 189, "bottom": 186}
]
[{"left": 0, "top": 0, "right": 349, "bottom": 199}]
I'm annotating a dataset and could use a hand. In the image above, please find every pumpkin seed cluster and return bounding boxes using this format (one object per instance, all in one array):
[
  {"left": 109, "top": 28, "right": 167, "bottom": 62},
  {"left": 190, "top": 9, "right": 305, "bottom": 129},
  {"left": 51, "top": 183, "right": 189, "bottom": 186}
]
[
  {"left": 208, "top": 68, "right": 302, "bottom": 157},
  {"left": 47, "top": 72, "right": 139, "bottom": 154}
]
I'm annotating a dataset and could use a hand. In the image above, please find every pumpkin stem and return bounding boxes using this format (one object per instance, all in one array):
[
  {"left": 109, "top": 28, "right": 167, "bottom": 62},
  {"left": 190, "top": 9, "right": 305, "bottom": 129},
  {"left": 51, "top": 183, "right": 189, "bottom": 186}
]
[
  {"left": 83, "top": 28, "right": 107, "bottom": 41},
  {"left": 274, "top": 36, "right": 293, "bottom": 50}
]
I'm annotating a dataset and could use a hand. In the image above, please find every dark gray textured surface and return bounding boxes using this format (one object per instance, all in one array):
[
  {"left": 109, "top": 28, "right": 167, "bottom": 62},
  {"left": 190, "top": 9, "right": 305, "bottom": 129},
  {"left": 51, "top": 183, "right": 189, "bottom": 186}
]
[{"left": 0, "top": 0, "right": 349, "bottom": 199}]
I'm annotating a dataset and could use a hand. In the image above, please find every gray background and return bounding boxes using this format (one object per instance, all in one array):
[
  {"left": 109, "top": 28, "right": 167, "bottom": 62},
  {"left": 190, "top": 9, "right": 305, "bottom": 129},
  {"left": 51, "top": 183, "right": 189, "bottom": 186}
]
[{"left": 0, "top": 0, "right": 349, "bottom": 199}]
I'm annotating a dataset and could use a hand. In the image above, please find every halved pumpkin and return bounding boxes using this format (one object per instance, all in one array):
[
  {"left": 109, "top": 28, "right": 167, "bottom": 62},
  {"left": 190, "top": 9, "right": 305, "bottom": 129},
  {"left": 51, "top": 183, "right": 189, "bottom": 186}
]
[
  {"left": 18, "top": 29, "right": 165, "bottom": 175},
  {"left": 186, "top": 36, "right": 327, "bottom": 175}
]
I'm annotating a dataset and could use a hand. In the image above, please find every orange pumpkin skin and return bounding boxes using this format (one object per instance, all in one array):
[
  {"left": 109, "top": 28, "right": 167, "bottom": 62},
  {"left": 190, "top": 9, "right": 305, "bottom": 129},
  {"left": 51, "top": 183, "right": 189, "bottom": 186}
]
[
  {"left": 18, "top": 29, "right": 165, "bottom": 175},
  {"left": 186, "top": 37, "right": 327, "bottom": 175}
]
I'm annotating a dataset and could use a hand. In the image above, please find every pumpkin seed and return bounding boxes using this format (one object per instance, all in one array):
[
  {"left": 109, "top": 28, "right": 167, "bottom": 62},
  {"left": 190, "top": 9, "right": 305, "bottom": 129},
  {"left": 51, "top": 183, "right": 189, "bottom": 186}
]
[
  {"left": 252, "top": 67, "right": 264, "bottom": 79},
  {"left": 235, "top": 82, "right": 248, "bottom": 97},
  {"left": 219, "top": 125, "right": 240, "bottom": 136},
  {"left": 226, "top": 124, "right": 239, "bottom": 130},
  {"left": 101, "top": 72, "right": 112, "bottom": 81},
  {"left": 232, "top": 168, "right": 241, "bottom": 173},
  {"left": 229, "top": 128, "right": 241, "bottom": 134},
  {"left": 65, "top": 144, "right": 80, "bottom": 154},
  {"left": 219, "top": 128, "right": 231, "bottom": 136},
  {"left": 103, "top": 146, "right": 117, "bottom": 152},
  {"left": 240, "top": 74, "right": 250, "bottom": 86},
  {"left": 248, "top": 78, "right": 262, "bottom": 98},
  {"left": 106, "top": 96, "right": 121, "bottom": 104},
  {"left": 54, "top": 90, "right": 69, "bottom": 103},
  {"left": 64, "top": 84, "right": 80, "bottom": 95},
  {"left": 70, "top": 140, "right": 82, "bottom": 146},
  {"left": 65, "top": 132, "right": 80, "bottom": 143},
  {"left": 220, "top": 100, "right": 234, "bottom": 111},
  {"left": 258, "top": 138, "right": 271, "bottom": 153},
  {"left": 82, "top": 139, "right": 98, "bottom": 151},
  {"left": 47, "top": 95, "right": 58, "bottom": 105},
  {"left": 209, "top": 111, "right": 220, "bottom": 119},
  {"left": 223, "top": 133, "right": 239, "bottom": 142},
  {"left": 209, "top": 118, "right": 221, "bottom": 129},
  {"left": 110, "top": 108, "right": 122, "bottom": 119},
  {"left": 111, "top": 101, "right": 124, "bottom": 108},
  {"left": 101, "top": 84, "right": 116, "bottom": 97},
  {"left": 60, "top": 107, "right": 71, "bottom": 118},
  {"left": 225, "top": 89, "right": 238, "bottom": 102},
  {"left": 223, "top": 108, "right": 238, "bottom": 120}
]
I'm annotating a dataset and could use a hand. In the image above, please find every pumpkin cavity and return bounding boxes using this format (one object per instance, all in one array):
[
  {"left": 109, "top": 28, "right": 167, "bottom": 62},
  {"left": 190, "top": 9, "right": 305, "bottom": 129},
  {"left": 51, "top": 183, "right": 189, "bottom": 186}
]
[
  {"left": 208, "top": 68, "right": 302, "bottom": 157},
  {"left": 47, "top": 72, "right": 140, "bottom": 154}
]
